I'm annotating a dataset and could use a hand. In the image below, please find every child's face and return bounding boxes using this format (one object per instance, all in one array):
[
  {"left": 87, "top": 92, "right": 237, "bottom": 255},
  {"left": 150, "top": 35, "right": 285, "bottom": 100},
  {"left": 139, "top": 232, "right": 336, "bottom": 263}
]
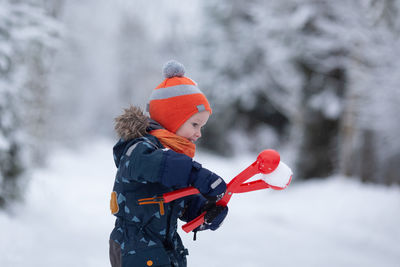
[{"left": 176, "top": 111, "right": 210, "bottom": 143}]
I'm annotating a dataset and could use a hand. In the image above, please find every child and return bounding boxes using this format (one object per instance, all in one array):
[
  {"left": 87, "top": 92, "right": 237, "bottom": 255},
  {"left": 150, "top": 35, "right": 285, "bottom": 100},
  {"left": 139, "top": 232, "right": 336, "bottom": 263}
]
[{"left": 109, "top": 60, "right": 228, "bottom": 267}]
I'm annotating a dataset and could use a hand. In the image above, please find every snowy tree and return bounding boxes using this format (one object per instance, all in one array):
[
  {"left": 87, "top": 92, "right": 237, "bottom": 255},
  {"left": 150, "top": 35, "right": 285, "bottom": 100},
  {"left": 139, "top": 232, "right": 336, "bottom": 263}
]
[
  {"left": 0, "top": 0, "right": 59, "bottom": 208},
  {"left": 251, "top": 0, "right": 350, "bottom": 179},
  {"left": 192, "top": 0, "right": 292, "bottom": 156},
  {"left": 339, "top": 0, "right": 400, "bottom": 184},
  {"left": 195, "top": 0, "right": 400, "bottom": 183}
]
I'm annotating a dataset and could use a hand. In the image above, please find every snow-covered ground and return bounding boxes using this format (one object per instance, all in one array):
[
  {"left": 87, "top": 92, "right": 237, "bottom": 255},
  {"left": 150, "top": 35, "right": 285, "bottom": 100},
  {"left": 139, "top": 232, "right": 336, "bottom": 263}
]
[{"left": 1, "top": 139, "right": 399, "bottom": 267}]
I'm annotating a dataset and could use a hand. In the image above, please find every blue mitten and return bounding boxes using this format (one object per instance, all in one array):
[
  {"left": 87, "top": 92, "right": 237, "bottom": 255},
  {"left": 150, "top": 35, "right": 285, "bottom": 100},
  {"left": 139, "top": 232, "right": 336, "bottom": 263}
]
[
  {"left": 190, "top": 161, "right": 227, "bottom": 201},
  {"left": 199, "top": 202, "right": 228, "bottom": 231}
]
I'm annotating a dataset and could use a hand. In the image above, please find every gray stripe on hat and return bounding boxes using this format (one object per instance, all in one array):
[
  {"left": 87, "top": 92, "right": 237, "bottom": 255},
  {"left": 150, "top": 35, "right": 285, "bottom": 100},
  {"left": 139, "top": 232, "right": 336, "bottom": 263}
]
[{"left": 149, "top": 84, "right": 203, "bottom": 101}]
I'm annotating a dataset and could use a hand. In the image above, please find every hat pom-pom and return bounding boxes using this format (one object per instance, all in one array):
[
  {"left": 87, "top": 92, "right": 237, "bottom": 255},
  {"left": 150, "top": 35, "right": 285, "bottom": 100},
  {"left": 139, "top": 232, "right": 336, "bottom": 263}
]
[{"left": 163, "top": 60, "right": 185, "bottom": 78}]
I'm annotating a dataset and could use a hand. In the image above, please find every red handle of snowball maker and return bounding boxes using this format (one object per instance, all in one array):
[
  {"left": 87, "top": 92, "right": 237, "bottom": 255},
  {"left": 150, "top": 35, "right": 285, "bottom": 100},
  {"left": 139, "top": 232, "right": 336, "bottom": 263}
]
[
  {"left": 163, "top": 187, "right": 200, "bottom": 203},
  {"left": 181, "top": 149, "right": 281, "bottom": 233},
  {"left": 182, "top": 211, "right": 206, "bottom": 233}
]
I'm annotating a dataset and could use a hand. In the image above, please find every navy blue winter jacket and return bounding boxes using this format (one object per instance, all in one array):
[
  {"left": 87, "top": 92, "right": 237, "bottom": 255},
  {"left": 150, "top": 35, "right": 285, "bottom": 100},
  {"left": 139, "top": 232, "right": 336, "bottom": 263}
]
[{"left": 110, "top": 134, "right": 216, "bottom": 266}]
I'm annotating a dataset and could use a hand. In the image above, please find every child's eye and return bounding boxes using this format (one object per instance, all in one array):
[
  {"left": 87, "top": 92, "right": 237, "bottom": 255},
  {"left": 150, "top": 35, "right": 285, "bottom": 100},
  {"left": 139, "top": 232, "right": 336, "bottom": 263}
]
[{"left": 192, "top": 123, "right": 198, "bottom": 128}]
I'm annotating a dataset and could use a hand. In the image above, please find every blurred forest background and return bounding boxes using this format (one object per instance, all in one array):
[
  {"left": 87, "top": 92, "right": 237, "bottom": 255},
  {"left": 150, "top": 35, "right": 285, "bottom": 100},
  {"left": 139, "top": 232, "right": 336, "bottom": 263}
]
[{"left": 1, "top": 0, "right": 400, "bottom": 209}]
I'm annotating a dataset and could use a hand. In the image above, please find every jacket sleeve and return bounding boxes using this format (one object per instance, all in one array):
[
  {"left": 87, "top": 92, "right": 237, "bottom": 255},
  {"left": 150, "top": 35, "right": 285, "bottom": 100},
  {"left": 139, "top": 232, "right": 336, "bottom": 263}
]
[
  {"left": 121, "top": 140, "right": 226, "bottom": 195},
  {"left": 120, "top": 140, "right": 193, "bottom": 188}
]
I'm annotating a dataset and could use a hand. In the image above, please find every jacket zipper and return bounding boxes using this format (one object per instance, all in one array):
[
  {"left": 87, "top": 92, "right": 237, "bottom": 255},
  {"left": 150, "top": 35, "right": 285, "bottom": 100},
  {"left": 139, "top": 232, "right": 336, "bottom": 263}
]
[{"left": 137, "top": 197, "right": 165, "bottom": 215}]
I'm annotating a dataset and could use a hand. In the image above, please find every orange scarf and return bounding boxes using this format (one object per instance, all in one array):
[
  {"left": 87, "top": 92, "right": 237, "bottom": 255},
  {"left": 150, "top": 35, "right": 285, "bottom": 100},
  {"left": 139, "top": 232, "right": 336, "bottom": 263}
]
[{"left": 150, "top": 129, "right": 196, "bottom": 158}]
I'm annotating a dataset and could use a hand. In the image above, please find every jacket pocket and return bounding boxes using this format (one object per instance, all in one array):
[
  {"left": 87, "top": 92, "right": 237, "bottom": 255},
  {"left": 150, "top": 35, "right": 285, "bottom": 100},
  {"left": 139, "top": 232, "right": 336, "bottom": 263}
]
[
  {"left": 122, "top": 246, "right": 171, "bottom": 267},
  {"left": 138, "top": 196, "right": 165, "bottom": 215}
]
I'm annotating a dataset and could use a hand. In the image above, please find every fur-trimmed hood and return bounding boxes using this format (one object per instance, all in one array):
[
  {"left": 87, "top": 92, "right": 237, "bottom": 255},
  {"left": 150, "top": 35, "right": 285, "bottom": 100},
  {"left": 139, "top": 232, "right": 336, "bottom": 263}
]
[
  {"left": 114, "top": 106, "right": 149, "bottom": 141},
  {"left": 113, "top": 106, "right": 166, "bottom": 167}
]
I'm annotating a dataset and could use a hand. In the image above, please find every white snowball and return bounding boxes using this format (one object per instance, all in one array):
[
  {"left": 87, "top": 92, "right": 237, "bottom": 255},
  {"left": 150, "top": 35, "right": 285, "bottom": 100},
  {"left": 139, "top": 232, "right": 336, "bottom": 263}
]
[{"left": 261, "top": 161, "right": 293, "bottom": 189}]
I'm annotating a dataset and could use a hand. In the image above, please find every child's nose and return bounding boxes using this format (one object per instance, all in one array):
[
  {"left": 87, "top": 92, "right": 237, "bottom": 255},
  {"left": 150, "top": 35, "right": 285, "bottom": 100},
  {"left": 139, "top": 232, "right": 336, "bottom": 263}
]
[{"left": 196, "top": 129, "right": 202, "bottom": 138}]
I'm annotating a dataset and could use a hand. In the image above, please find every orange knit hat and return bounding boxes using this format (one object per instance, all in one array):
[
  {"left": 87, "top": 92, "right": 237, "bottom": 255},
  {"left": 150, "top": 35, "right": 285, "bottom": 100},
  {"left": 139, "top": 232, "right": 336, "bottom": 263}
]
[{"left": 148, "top": 60, "right": 212, "bottom": 133}]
